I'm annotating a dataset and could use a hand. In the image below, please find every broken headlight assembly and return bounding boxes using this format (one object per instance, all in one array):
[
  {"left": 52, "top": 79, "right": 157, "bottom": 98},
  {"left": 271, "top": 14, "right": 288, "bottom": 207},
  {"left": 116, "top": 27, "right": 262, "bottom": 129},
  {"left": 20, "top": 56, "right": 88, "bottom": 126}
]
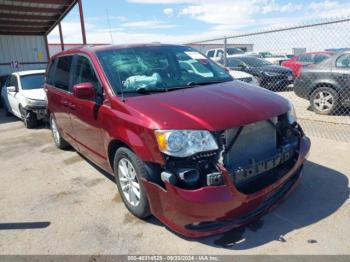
[
  {"left": 155, "top": 130, "right": 218, "bottom": 158},
  {"left": 287, "top": 101, "right": 297, "bottom": 125}
]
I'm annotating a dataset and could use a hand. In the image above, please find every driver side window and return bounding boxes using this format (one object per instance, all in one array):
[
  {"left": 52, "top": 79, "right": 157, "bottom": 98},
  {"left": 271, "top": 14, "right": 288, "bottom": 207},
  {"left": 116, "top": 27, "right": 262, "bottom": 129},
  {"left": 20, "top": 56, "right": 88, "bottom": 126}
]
[
  {"left": 73, "top": 55, "right": 102, "bottom": 96},
  {"left": 7, "top": 75, "right": 18, "bottom": 89}
]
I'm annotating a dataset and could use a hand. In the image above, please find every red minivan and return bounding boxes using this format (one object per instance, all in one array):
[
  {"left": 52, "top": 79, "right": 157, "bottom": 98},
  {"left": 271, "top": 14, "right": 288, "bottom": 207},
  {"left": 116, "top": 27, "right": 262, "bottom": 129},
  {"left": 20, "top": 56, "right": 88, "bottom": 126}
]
[{"left": 45, "top": 44, "right": 310, "bottom": 238}]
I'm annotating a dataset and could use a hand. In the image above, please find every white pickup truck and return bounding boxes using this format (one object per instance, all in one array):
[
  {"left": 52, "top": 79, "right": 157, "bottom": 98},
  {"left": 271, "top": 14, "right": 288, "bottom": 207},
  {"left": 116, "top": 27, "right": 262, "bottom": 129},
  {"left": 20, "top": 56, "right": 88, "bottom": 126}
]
[{"left": 206, "top": 48, "right": 245, "bottom": 62}]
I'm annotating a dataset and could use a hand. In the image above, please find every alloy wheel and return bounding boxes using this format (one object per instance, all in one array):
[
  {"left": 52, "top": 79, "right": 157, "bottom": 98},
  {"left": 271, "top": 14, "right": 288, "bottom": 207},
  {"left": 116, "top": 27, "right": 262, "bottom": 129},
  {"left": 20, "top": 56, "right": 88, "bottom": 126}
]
[
  {"left": 118, "top": 158, "right": 141, "bottom": 207},
  {"left": 313, "top": 90, "right": 334, "bottom": 112},
  {"left": 51, "top": 118, "right": 60, "bottom": 145}
]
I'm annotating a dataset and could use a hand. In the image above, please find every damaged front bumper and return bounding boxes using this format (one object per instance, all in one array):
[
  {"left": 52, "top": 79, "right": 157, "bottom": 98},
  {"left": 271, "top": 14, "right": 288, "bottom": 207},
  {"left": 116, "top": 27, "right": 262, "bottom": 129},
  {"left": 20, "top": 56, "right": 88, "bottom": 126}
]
[
  {"left": 24, "top": 105, "right": 47, "bottom": 120},
  {"left": 142, "top": 136, "right": 311, "bottom": 238}
]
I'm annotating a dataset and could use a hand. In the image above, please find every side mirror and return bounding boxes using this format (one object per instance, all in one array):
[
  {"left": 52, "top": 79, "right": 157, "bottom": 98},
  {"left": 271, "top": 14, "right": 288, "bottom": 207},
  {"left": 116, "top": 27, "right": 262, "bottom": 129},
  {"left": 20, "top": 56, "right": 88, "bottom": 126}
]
[
  {"left": 7, "top": 86, "right": 16, "bottom": 92},
  {"left": 73, "top": 82, "right": 95, "bottom": 100}
]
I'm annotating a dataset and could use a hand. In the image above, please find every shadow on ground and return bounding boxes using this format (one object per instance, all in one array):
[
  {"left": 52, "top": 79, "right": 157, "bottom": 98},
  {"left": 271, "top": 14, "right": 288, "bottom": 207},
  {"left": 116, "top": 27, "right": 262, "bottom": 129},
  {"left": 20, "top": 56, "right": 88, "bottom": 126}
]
[
  {"left": 29, "top": 110, "right": 347, "bottom": 250},
  {"left": 84, "top": 156, "right": 349, "bottom": 249},
  {"left": 195, "top": 161, "right": 350, "bottom": 249},
  {"left": 0, "top": 110, "right": 49, "bottom": 128},
  {"left": 0, "top": 110, "right": 19, "bottom": 125},
  {"left": 0, "top": 222, "right": 50, "bottom": 230}
]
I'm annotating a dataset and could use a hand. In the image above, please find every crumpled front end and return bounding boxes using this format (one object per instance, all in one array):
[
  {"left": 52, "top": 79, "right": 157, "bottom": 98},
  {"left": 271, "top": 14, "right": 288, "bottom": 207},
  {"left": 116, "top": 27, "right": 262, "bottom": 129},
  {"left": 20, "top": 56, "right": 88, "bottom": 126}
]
[{"left": 143, "top": 115, "right": 311, "bottom": 238}]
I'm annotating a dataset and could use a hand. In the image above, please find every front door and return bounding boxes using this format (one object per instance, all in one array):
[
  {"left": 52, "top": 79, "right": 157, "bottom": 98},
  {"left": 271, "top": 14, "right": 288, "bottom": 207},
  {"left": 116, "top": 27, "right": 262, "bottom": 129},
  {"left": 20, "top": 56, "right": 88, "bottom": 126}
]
[
  {"left": 69, "top": 54, "right": 106, "bottom": 166},
  {"left": 6, "top": 75, "right": 20, "bottom": 117}
]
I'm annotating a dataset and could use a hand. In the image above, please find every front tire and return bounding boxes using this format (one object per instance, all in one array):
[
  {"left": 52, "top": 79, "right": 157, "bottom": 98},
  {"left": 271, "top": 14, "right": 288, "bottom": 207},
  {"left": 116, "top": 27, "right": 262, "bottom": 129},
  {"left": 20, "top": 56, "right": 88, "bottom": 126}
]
[
  {"left": 50, "top": 114, "right": 69, "bottom": 149},
  {"left": 310, "top": 87, "right": 339, "bottom": 115},
  {"left": 114, "top": 147, "right": 150, "bottom": 218},
  {"left": 20, "top": 106, "right": 38, "bottom": 128}
]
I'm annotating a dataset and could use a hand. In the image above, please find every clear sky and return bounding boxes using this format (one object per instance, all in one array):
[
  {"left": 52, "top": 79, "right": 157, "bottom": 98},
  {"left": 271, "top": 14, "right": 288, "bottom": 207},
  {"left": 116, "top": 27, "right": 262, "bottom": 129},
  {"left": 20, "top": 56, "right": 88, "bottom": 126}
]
[{"left": 48, "top": 0, "right": 350, "bottom": 45}]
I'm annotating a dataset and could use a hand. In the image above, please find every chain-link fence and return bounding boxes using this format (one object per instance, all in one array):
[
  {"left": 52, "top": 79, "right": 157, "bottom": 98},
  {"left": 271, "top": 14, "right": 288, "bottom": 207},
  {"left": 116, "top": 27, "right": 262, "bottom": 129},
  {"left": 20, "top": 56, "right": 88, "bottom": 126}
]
[{"left": 187, "top": 17, "right": 350, "bottom": 142}]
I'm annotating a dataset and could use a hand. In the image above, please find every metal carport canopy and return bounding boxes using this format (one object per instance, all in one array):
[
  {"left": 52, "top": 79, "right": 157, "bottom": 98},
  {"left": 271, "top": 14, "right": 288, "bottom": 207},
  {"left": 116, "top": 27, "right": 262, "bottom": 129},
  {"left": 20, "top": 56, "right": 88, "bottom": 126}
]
[
  {"left": 0, "top": 0, "right": 86, "bottom": 74},
  {"left": 0, "top": 0, "right": 86, "bottom": 48}
]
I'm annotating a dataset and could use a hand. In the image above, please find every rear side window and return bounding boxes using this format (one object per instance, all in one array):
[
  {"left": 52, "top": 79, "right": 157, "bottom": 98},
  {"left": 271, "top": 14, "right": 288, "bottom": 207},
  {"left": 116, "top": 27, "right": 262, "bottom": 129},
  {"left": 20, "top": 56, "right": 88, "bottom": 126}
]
[
  {"left": 297, "top": 54, "right": 313, "bottom": 62},
  {"left": 314, "top": 54, "right": 328, "bottom": 63},
  {"left": 72, "top": 55, "right": 102, "bottom": 95},
  {"left": 54, "top": 56, "right": 73, "bottom": 91}
]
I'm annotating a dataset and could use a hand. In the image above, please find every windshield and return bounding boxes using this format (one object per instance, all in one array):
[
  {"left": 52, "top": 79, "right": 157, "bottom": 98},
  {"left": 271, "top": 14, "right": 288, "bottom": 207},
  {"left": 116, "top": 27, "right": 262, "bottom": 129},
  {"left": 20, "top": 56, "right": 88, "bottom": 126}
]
[
  {"left": 227, "top": 48, "right": 244, "bottom": 55},
  {"left": 237, "top": 57, "right": 272, "bottom": 67},
  {"left": 20, "top": 74, "right": 44, "bottom": 90},
  {"left": 96, "top": 45, "right": 232, "bottom": 95}
]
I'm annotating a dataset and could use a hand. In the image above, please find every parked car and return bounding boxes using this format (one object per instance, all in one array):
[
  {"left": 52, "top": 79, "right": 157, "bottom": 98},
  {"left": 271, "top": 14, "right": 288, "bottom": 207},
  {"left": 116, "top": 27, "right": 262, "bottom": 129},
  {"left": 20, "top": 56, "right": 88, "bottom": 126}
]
[
  {"left": 180, "top": 59, "right": 259, "bottom": 86},
  {"left": 221, "top": 56, "right": 295, "bottom": 90},
  {"left": 46, "top": 44, "right": 310, "bottom": 238},
  {"left": 228, "top": 69, "right": 260, "bottom": 86},
  {"left": 1, "top": 70, "right": 47, "bottom": 128},
  {"left": 258, "top": 52, "right": 292, "bottom": 65},
  {"left": 281, "top": 51, "right": 334, "bottom": 77},
  {"left": 206, "top": 47, "right": 245, "bottom": 61},
  {"left": 294, "top": 51, "right": 350, "bottom": 115}
]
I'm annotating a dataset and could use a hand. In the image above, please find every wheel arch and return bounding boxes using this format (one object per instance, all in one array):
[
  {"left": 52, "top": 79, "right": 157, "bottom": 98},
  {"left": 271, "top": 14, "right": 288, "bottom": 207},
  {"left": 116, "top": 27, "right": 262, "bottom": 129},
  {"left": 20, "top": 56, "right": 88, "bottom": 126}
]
[
  {"left": 107, "top": 139, "right": 133, "bottom": 171},
  {"left": 309, "top": 81, "right": 340, "bottom": 98}
]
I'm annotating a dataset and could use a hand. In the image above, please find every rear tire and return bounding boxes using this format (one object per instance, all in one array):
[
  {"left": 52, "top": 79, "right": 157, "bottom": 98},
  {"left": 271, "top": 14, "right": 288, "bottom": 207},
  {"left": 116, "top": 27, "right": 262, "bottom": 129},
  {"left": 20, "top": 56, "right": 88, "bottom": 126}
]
[
  {"left": 310, "top": 87, "right": 339, "bottom": 115},
  {"left": 114, "top": 147, "right": 151, "bottom": 218},
  {"left": 50, "top": 114, "right": 69, "bottom": 149}
]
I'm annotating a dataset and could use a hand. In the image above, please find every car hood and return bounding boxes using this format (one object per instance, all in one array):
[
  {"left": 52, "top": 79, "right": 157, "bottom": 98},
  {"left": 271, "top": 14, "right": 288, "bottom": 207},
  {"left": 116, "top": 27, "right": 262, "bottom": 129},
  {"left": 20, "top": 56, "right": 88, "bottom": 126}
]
[
  {"left": 124, "top": 81, "right": 289, "bottom": 131},
  {"left": 21, "top": 88, "right": 46, "bottom": 101}
]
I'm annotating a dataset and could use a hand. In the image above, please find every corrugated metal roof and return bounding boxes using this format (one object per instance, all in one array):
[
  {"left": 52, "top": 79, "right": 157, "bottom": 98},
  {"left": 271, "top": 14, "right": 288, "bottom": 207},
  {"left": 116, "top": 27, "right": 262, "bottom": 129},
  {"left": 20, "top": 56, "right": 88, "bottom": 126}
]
[{"left": 0, "top": 0, "right": 78, "bottom": 35}]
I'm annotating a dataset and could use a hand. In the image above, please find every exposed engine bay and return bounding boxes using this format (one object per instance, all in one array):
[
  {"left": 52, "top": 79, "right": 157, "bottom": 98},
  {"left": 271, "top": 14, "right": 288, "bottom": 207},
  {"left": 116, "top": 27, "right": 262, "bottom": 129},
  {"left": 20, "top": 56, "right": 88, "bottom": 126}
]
[{"left": 150, "top": 113, "right": 303, "bottom": 195}]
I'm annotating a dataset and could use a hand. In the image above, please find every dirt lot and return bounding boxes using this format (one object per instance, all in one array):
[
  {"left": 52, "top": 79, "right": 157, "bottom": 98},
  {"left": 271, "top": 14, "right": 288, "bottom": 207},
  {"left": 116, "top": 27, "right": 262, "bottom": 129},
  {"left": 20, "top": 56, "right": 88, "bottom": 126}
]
[{"left": 0, "top": 110, "right": 349, "bottom": 255}]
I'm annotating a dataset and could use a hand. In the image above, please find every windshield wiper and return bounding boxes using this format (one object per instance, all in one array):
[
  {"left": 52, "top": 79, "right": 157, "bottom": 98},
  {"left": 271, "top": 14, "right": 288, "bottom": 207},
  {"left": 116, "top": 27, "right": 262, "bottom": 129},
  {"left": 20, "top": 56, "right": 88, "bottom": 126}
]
[
  {"left": 185, "top": 80, "right": 229, "bottom": 87},
  {"left": 129, "top": 87, "right": 169, "bottom": 94}
]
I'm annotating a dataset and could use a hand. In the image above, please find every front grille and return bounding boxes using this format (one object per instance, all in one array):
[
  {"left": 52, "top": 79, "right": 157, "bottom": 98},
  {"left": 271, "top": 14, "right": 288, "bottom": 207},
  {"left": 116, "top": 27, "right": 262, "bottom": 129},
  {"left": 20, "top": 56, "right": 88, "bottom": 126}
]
[
  {"left": 224, "top": 118, "right": 277, "bottom": 170},
  {"left": 223, "top": 117, "right": 299, "bottom": 194}
]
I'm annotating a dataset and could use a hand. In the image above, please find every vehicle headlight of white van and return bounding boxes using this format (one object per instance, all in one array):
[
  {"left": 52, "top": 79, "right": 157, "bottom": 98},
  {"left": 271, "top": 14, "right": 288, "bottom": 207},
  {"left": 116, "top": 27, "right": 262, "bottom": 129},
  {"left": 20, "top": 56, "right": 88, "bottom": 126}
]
[
  {"left": 155, "top": 130, "right": 218, "bottom": 157},
  {"left": 287, "top": 101, "right": 297, "bottom": 124},
  {"left": 26, "top": 98, "right": 46, "bottom": 107}
]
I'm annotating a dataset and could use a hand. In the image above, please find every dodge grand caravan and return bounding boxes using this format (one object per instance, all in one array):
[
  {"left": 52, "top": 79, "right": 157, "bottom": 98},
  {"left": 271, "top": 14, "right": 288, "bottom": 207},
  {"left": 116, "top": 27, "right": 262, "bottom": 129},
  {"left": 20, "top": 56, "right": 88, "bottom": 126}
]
[{"left": 46, "top": 44, "right": 310, "bottom": 238}]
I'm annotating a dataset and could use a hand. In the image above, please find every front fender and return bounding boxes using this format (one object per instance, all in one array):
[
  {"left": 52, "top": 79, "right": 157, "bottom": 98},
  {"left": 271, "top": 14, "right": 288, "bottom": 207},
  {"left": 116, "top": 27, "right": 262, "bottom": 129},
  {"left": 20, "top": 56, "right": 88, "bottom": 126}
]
[{"left": 107, "top": 125, "right": 165, "bottom": 166}]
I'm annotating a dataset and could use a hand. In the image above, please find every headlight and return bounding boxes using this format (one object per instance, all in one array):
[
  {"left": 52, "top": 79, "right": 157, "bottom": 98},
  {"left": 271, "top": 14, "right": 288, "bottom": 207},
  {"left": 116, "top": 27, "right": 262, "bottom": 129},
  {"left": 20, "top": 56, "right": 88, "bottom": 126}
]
[
  {"left": 155, "top": 130, "right": 218, "bottom": 157},
  {"left": 264, "top": 71, "right": 279, "bottom": 77},
  {"left": 26, "top": 98, "right": 46, "bottom": 107},
  {"left": 287, "top": 101, "right": 297, "bottom": 124}
]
